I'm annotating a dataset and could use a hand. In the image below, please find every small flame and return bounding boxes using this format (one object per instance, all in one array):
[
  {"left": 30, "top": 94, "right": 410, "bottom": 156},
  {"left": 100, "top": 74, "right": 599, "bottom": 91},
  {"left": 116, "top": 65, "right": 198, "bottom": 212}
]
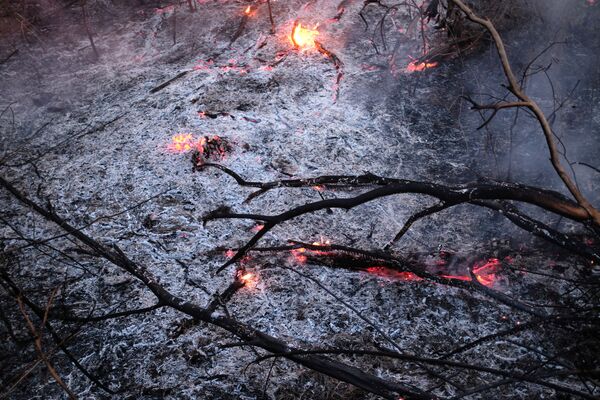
[
  {"left": 291, "top": 22, "right": 319, "bottom": 50},
  {"left": 168, "top": 133, "right": 195, "bottom": 153},
  {"left": 237, "top": 270, "right": 258, "bottom": 289},
  {"left": 244, "top": 5, "right": 252, "bottom": 14},
  {"left": 472, "top": 258, "right": 500, "bottom": 287},
  {"left": 406, "top": 60, "right": 438, "bottom": 73},
  {"left": 311, "top": 238, "right": 331, "bottom": 246}
]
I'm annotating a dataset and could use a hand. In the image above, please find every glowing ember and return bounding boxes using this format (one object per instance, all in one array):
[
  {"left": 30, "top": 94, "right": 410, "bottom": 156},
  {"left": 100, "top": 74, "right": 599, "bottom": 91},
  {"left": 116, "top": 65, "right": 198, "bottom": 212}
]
[
  {"left": 290, "top": 247, "right": 308, "bottom": 264},
  {"left": 439, "top": 258, "right": 501, "bottom": 287},
  {"left": 251, "top": 224, "right": 265, "bottom": 232},
  {"left": 311, "top": 238, "right": 331, "bottom": 246},
  {"left": 225, "top": 249, "right": 235, "bottom": 258},
  {"left": 168, "top": 134, "right": 196, "bottom": 153},
  {"left": 365, "top": 266, "right": 422, "bottom": 282},
  {"left": 291, "top": 22, "right": 319, "bottom": 50},
  {"left": 406, "top": 60, "right": 438, "bottom": 73},
  {"left": 472, "top": 258, "right": 501, "bottom": 287},
  {"left": 244, "top": 5, "right": 252, "bottom": 15},
  {"left": 167, "top": 133, "right": 231, "bottom": 164},
  {"left": 237, "top": 270, "right": 258, "bottom": 288}
]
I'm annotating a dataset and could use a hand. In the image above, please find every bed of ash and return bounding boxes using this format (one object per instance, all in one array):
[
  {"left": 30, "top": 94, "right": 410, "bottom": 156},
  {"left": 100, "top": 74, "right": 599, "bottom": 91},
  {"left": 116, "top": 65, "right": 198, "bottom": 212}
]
[{"left": 1, "top": 1, "right": 599, "bottom": 399}]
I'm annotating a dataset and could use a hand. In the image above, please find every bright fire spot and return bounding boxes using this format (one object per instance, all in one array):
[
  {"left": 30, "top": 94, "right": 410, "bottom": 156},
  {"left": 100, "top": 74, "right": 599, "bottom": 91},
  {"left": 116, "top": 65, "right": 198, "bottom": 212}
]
[
  {"left": 291, "top": 247, "right": 307, "bottom": 264},
  {"left": 244, "top": 5, "right": 252, "bottom": 14},
  {"left": 168, "top": 133, "right": 195, "bottom": 153},
  {"left": 225, "top": 249, "right": 236, "bottom": 258},
  {"left": 472, "top": 258, "right": 501, "bottom": 287},
  {"left": 237, "top": 271, "right": 258, "bottom": 288},
  {"left": 440, "top": 258, "right": 501, "bottom": 287},
  {"left": 312, "top": 185, "right": 325, "bottom": 192},
  {"left": 311, "top": 238, "right": 331, "bottom": 246},
  {"left": 406, "top": 60, "right": 438, "bottom": 73},
  {"left": 365, "top": 266, "right": 422, "bottom": 282},
  {"left": 291, "top": 22, "right": 319, "bottom": 50}
]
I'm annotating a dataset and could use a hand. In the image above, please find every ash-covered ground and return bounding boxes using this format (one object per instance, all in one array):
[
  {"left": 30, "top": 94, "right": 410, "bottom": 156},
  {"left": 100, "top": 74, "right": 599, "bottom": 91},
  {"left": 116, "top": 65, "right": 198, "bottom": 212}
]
[{"left": 1, "top": 1, "right": 599, "bottom": 399}]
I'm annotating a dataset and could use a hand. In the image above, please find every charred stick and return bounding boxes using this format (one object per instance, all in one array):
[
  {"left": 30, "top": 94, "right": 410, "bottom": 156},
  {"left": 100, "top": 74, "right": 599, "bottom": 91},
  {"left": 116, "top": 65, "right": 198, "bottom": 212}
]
[
  {"left": 205, "top": 272, "right": 247, "bottom": 314},
  {"left": 314, "top": 40, "right": 344, "bottom": 101},
  {"left": 229, "top": 13, "right": 249, "bottom": 47},
  {"left": 385, "top": 201, "right": 454, "bottom": 250},
  {"left": 266, "top": 0, "right": 275, "bottom": 33},
  {"left": 149, "top": 70, "right": 190, "bottom": 94},
  {"left": 247, "top": 349, "right": 597, "bottom": 399},
  {"left": 474, "top": 200, "right": 600, "bottom": 263},
  {"left": 0, "top": 49, "right": 18, "bottom": 65},
  {"left": 440, "top": 315, "right": 598, "bottom": 359},
  {"left": 80, "top": 0, "right": 99, "bottom": 60},
  {"left": 469, "top": 268, "right": 546, "bottom": 317},
  {"left": 198, "top": 163, "right": 396, "bottom": 201}
]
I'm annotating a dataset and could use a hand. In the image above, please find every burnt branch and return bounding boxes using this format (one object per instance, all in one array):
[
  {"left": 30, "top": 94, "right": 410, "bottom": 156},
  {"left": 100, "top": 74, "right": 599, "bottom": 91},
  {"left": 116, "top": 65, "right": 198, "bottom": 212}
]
[
  {"left": 247, "top": 348, "right": 598, "bottom": 399},
  {"left": 200, "top": 167, "right": 598, "bottom": 271}
]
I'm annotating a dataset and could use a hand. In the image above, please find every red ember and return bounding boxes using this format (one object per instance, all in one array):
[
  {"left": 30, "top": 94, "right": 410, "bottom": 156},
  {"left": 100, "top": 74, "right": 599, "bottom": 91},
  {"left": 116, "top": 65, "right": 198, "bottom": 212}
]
[
  {"left": 365, "top": 266, "right": 422, "bottom": 282},
  {"left": 406, "top": 60, "right": 438, "bottom": 73}
]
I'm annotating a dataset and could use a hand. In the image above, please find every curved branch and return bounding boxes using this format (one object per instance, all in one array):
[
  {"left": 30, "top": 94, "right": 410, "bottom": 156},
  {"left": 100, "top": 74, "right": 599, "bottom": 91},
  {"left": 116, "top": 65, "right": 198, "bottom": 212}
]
[
  {"left": 450, "top": 0, "right": 600, "bottom": 225},
  {"left": 204, "top": 177, "right": 592, "bottom": 270}
]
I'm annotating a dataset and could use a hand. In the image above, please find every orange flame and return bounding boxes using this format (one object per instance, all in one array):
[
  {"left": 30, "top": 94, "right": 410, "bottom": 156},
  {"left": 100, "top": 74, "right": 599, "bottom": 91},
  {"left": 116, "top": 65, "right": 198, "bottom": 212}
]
[
  {"left": 406, "top": 60, "right": 438, "bottom": 73},
  {"left": 244, "top": 5, "right": 252, "bottom": 15},
  {"left": 472, "top": 258, "right": 500, "bottom": 287},
  {"left": 237, "top": 270, "right": 258, "bottom": 288},
  {"left": 291, "top": 22, "right": 319, "bottom": 50},
  {"left": 168, "top": 134, "right": 195, "bottom": 153}
]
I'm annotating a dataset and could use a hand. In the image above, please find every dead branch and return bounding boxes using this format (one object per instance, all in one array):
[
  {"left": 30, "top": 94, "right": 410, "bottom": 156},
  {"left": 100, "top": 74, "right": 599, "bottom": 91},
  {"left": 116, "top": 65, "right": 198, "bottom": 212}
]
[
  {"left": 16, "top": 290, "right": 78, "bottom": 399},
  {"left": 247, "top": 348, "right": 597, "bottom": 399},
  {"left": 200, "top": 167, "right": 598, "bottom": 271},
  {"left": 449, "top": 0, "right": 600, "bottom": 226},
  {"left": 80, "top": 0, "right": 99, "bottom": 60},
  {"left": 266, "top": 0, "right": 275, "bottom": 34},
  {"left": 149, "top": 70, "right": 190, "bottom": 94}
]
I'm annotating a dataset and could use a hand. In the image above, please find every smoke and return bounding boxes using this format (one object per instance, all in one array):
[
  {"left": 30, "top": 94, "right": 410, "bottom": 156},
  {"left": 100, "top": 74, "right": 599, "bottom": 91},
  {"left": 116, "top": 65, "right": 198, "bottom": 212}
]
[{"left": 457, "top": 0, "right": 600, "bottom": 202}]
